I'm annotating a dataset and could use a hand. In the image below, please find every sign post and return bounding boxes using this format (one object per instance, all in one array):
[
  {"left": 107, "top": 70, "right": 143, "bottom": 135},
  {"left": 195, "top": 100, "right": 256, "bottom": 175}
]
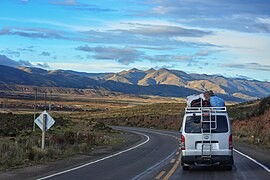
[
  {"left": 35, "top": 111, "right": 55, "bottom": 150},
  {"left": 33, "top": 88, "right": 37, "bottom": 131},
  {"left": 42, "top": 113, "right": 46, "bottom": 150}
]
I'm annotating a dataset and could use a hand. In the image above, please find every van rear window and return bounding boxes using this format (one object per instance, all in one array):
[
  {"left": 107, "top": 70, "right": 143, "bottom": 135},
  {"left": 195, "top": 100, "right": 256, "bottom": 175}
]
[{"left": 184, "top": 115, "right": 228, "bottom": 133}]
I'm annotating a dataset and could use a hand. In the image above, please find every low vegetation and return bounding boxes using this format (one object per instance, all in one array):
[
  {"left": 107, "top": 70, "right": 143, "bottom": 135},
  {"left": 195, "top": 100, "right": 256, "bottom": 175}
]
[
  {"left": 73, "top": 103, "right": 186, "bottom": 130},
  {"left": 0, "top": 112, "right": 122, "bottom": 171},
  {"left": 229, "top": 96, "right": 270, "bottom": 149}
]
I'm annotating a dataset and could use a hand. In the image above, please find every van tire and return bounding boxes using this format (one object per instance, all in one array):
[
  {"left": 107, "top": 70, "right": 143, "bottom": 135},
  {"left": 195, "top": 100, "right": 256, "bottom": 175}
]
[
  {"left": 182, "top": 165, "right": 189, "bottom": 170},
  {"left": 224, "top": 165, "right": 232, "bottom": 170}
]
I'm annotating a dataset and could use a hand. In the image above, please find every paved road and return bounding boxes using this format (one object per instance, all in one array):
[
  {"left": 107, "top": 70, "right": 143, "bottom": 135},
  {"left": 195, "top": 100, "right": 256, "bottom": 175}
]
[
  {"left": 171, "top": 149, "right": 270, "bottom": 180},
  {"left": 36, "top": 126, "right": 270, "bottom": 180},
  {"left": 37, "top": 126, "right": 180, "bottom": 180}
]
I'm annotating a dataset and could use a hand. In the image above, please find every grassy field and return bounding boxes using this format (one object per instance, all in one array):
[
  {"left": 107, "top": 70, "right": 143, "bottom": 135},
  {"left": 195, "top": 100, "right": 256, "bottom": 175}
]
[
  {"left": 0, "top": 89, "right": 182, "bottom": 110},
  {"left": 69, "top": 103, "right": 186, "bottom": 130}
]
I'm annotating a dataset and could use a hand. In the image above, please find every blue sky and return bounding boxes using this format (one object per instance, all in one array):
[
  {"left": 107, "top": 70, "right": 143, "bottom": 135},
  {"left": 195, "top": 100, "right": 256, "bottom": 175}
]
[{"left": 0, "top": 0, "right": 270, "bottom": 81}]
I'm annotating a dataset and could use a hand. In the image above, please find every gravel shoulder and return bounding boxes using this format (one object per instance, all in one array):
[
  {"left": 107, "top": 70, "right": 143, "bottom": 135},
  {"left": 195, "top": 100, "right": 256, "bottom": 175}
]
[{"left": 0, "top": 130, "right": 144, "bottom": 180}]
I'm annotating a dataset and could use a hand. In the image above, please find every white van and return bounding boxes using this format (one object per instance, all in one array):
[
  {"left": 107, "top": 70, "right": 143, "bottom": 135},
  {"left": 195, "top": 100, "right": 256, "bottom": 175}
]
[{"left": 180, "top": 106, "right": 234, "bottom": 170}]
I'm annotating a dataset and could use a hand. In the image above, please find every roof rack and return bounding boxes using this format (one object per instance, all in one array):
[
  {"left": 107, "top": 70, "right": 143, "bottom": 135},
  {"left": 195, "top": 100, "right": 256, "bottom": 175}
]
[{"left": 185, "top": 106, "right": 227, "bottom": 113}]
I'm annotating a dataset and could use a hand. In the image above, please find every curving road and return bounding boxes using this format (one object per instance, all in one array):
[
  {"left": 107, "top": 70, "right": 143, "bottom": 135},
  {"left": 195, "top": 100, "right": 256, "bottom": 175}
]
[
  {"left": 35, "top": 126, "right": 269, "bottom": 180},
  {"left": 37, "top": 126, "right": 180, "bottom": 180}
]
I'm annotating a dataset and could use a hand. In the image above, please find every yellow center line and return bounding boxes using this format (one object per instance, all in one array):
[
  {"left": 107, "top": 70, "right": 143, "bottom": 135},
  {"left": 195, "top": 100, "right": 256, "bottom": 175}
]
[
  {"left": 155, "top": 170, "right": 166, "bottom": 180},
  {"left": 163, "top": 154, "right": 182, "bottom": 180},
  {"left": 170, "top": 158, "right": 176, "bottom": 164}
]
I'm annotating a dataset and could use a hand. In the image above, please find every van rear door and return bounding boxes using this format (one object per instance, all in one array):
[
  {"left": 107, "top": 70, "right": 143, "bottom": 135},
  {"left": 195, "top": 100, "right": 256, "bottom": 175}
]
[{"left": 184, "top": 115, "right": 229, "bottom": 155}]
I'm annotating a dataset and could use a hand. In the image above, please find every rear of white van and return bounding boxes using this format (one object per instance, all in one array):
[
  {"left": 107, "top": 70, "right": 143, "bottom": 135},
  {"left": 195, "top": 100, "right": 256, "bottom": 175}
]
[{"left": 181, "top": 113, "right": 234, "bottom": 170}]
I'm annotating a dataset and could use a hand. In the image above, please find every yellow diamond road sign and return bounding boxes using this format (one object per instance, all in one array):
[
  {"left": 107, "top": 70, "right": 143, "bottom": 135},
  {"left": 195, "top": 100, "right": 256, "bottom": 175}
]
[{"left": 35, "top": 111, "right": 55, "bottom": 131}]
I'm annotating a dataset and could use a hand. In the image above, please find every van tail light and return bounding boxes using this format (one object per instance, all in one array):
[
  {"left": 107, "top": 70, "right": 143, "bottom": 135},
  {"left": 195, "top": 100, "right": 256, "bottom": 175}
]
[
  {"left": 181, "top": 135, "right": 185, "bottom": 150},
  {"left": 229, "top": 134, "right": 233, "bottom": 150}
]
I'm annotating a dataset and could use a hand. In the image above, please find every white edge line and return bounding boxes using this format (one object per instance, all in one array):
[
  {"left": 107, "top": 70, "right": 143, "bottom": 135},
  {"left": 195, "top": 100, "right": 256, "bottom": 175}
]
[
  {"left": 233, "top": 148, "right": 270, "bottom": 173},
  {"left": 37, "top": 131, "right": 150, "bottom": 180}
]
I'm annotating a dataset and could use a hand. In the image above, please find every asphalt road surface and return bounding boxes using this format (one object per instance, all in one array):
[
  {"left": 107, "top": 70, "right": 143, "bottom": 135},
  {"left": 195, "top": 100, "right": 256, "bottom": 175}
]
[{"left": 36, "top": 126, "right": 269, "bottom": 180}]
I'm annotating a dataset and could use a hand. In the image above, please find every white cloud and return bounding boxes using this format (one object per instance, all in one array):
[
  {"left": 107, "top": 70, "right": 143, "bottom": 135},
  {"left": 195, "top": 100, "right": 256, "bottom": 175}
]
[
  {"left": 257, "top": 17, "right": 270, "bottom": 25},
  {"left": 0, "top": 17, "right": 92, "bottom": 31},
  {"left": 46, "top": 62, "right": 127, "bottom": 72},
  {"left": 222, "top": 62, "right": 270, "bottom": 71},
  {"left": 113, "top": 23, "right": 212, "bottom": 37},
  {"left": 49, "top": 0, "right": 77, "bottom": 6},
  {"left": 76, "top": 45, "right": 144, "bottom": 65},
  {"left": 180, "top": 29, "right": 270, "bottom": 65}
]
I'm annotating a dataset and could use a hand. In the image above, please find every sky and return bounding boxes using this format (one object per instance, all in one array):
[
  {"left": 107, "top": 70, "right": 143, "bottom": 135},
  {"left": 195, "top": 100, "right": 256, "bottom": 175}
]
[{"left": 0, "top": 0, "right": 270, "bottom": 81}]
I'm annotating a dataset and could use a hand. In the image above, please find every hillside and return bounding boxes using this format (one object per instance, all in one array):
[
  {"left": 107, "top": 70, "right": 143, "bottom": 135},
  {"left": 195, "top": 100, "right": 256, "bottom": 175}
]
[
  {"left": 98, "top": 68, "right": 270, "bottom": 100},
  {"left": 102, "top": 80, "right": 200, "bottom": 98},
  {"left": 107, "top": 68, "right": 189, "bottom": 86},
  {"left": 107, "top": 68, "right": 147, "bottom": 84},
  {"left": 0, "top": 65, "right": 100, "bottom": 88},
  {"left": 228, "top": 96, "right": 270, "bottom": 148},
  {"left": 0, "top": 65, "right": 269, "bottom": 101},
  {"left": 186, "top": 80, "right": 227, "bottom": 94}
]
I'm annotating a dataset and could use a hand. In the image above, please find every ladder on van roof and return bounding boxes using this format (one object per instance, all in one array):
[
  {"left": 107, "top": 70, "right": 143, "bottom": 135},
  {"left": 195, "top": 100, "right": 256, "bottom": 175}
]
[{"left": 200, "top": 107, "right": 217, "bottom": 160}]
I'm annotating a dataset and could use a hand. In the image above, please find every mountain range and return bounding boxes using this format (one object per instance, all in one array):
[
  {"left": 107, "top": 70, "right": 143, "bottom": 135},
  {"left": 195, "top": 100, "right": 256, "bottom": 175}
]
[
  {"left": 100, "top": 68, "right": 270, "bottom": 99},
  {"left": 0, "top": 65, "right": 269, "bottom": 102}
]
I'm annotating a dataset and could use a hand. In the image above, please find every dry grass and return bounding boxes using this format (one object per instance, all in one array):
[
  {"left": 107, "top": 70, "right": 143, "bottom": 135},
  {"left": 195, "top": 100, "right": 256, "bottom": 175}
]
[
  {"left": 0, "top": 112, "right": 122, "bottom": 171},
  {"left": 229, "top": 96, "right": 270, "bottom": 149},
  {"left": 0, "top": 89, "right": 181, "bottom": 114},
  {"left": 66, "top": 103, "right": 186, "bottom": 130}
]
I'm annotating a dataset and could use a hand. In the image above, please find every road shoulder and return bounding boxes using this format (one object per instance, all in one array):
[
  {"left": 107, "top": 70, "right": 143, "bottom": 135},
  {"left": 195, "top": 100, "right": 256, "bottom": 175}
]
[{"left": 234, "top": 141, "right": 270, "bottom": 169}]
